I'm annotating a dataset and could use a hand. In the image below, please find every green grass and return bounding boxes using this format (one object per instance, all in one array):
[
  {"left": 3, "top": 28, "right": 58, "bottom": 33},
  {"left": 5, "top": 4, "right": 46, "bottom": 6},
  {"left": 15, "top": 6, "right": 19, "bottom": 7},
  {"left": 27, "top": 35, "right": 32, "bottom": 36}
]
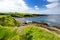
[
  {"left": 0, "top": 25, "right": 20, "bottom": 40},
  {"left": 0, "top": 15, "right": 20, "bottom": 27},
  {"left": 20, "top": 25, "right": 60, "bottom": 40},
  {"left": 0, "top": 25, "right": 60, "bottom": 40},
  {"left": 0, "top": 12, "right": 33, "bottom": 17}
]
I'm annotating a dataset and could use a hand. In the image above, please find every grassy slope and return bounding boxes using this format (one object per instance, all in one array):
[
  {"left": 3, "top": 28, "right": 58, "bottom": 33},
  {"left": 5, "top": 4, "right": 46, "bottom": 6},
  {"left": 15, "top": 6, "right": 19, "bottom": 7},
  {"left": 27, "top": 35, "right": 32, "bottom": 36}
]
[
  {"left": 0, "top": 25, "right": 60, "bottom": 40},
  {"left": 19, "top": 25, "right": 60, "bottom": 40},
  {"left": 0, "top": 26, "right": 20, "bottom": 40},
  {"left": 0, "top": 15, "right": 20, "bottom": 27}
]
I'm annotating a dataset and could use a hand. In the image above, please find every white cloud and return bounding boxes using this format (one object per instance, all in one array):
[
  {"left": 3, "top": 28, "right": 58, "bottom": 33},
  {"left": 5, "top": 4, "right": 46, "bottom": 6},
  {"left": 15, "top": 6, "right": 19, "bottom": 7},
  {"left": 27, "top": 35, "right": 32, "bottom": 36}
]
[
  {"left": 41, "top": 0, "right": 60, "bottom": 14},
  {"left": 38, "top": 6, "right": 60, "bottom": 14},
  {"left": 0, "top": 0, "right": 29, "bottom": 12},
  {"left": 46, "top": 0, "right": 59, "bottom": 8},
  {"left": 0, "top": 0, "right": 60, "bottom": 14},
  {"left": 15, "top": 0, "right": 29, "bottom": 10},
  {"left": 34, "top": 6, "right": 39, "bottom": 10},
  {"left": 47, "top": 0, "right": 59, "bottom": 2},
  {"left": 46, "top": 2, "right": 59, "bottom": 8}
]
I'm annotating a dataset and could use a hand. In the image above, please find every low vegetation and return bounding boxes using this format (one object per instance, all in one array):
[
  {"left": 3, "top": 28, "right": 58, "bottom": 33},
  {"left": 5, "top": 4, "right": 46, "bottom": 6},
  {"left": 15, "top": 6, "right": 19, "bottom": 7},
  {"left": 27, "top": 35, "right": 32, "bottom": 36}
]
[
  {"left": 0, "top": 25, "right": 20, "bottom": 40},
  {"left": 0, "top": 12, "right": 33, "bottom": 17},
  {"left": 20, "top": 25, "right": 60, "bottom": 40},
  {"left": 0, "top": 25, "right": 60, "bottom": 40},
  {"left": 0, "top": 15, "right": 20, "bottom": 27}
]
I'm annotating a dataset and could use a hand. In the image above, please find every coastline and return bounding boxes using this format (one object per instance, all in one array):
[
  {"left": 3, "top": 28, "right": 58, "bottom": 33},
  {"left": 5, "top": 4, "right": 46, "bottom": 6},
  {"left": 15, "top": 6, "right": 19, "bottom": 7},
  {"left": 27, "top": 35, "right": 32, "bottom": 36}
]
[{"left": 19, "top": 21, "right": 60, "bottom": 34}]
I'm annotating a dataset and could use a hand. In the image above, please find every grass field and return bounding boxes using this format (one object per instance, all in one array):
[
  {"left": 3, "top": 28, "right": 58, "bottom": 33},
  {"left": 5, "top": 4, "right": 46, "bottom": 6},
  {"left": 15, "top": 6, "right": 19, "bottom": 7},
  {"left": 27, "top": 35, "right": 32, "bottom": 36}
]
[
  {"left": 19, "top": 25, "right": 60, "bottom": 40},
  {"left": 0, "top": 25, "right": 60, "bottom": 40}
]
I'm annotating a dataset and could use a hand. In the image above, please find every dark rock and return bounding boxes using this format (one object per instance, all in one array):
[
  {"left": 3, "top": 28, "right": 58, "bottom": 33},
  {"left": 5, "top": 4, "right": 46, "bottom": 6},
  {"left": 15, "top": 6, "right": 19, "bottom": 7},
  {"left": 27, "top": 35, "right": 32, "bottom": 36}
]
[
  {"left": 32, "top": 21, "right": 49, "bottom": 26},
  {"left": 53, "top": 26, "right": 60, "bottom": 29}
]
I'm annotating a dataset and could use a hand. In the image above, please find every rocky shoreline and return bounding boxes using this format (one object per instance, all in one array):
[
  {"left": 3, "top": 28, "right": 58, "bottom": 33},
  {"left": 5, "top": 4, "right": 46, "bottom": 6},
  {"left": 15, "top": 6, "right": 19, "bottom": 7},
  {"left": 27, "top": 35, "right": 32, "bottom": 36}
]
[{"left": 19, "top": 21, "right": 60, "bottom": 34}]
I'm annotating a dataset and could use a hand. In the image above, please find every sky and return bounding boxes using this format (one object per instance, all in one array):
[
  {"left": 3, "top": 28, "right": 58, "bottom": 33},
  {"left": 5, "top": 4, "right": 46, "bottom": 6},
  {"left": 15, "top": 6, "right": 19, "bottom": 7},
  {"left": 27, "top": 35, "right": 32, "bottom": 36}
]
[{"left": 0, "top": 0, "right": 60, "bottom": 14}]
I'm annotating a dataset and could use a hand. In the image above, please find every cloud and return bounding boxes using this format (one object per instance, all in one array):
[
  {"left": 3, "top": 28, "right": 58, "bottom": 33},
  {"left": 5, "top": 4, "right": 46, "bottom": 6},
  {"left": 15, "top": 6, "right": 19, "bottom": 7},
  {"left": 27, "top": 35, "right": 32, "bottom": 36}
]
[
  {"left": 46, "top": 0, "right": 59, "bottom": 8},
  {"left": 0, "top": 0, "right": 29, "bottom": 12},
  {"left": 47, "top": 0, "right": 59, "bottom": 2},
  {"left": 0, "top": 0, "right": 60, "bottom": 14},
  {"left": 40, "top": 0, "right": 60, "bottom": 14},
  {"left": 34, "top": 6, "right": 39, "bottom": 10},
  {"left": 15, "top": 0, "right": 29, "bottom": 10},
  {"left": 46, "top": 2, "right": 59, "bottom": 8},
  {"left": 37, "top": 6, "right": 60, "bottom": 14},
  {"left": 30, "top": 0, "right": 60, "bottom": 14}
]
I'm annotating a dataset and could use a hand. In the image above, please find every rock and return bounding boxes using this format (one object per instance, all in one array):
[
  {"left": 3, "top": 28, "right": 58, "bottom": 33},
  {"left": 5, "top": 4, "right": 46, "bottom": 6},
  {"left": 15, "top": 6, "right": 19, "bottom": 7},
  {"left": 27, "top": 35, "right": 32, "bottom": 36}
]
[
  {"left": 32, "top": 21, "right": 49, "bottom": 26},
  {"left": 52, "top": 26, "right": 60, "bottom": 29}
]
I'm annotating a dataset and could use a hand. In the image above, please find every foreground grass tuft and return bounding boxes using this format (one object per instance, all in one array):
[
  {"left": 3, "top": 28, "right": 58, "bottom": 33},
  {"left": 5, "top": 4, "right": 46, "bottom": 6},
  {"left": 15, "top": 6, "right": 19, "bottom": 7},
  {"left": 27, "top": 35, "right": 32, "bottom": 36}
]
[
  {"left": 20, "top": 25, "right": 60, "bottom": 40},
  {"left": 0, "top": 25, "right": 60, "bottom": 40},
  {"left": 0, "top": 26, "right": 20, "bottom": 40}
]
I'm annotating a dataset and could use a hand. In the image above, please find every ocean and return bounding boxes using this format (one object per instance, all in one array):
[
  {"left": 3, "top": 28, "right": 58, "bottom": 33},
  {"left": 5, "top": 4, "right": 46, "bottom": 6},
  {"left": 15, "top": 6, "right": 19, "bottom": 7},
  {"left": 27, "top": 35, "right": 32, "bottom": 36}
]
[{"left": 15, "top": 14, "right": 60, "bottom": 26}]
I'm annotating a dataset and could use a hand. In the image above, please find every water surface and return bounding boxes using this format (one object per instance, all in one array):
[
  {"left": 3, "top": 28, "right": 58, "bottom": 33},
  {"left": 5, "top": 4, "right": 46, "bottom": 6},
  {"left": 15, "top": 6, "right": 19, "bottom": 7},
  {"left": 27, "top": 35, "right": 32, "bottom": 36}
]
[{"left": 15, "top": 14, "right": 60, "bottom": 26}]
